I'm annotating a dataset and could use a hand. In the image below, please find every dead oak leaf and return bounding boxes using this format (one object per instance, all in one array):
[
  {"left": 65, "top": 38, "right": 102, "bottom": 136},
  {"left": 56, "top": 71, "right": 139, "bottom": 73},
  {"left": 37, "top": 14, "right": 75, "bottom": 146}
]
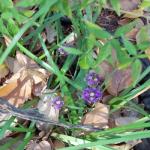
[
  {"left": 82, "top": 103, "right": 109, "bottom": 129},
  {"left": 0, "top": 69, "right": 33, "bottom": 106},
  {"left": 0, "top": 52, "right": 50, "bottom": 107},
  {"left": 99, "top": 61, "right": 132, "bottom": 96},
  {"left": 107, "top": 67, "right": 132, "bottom": 96}
]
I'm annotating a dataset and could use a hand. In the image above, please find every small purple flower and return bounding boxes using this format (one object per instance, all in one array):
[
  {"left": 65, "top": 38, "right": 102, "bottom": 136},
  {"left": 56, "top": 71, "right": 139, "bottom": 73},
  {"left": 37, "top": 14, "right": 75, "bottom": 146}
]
[
  {"left": 82, "top": 87, "right": 102, "bottom": 104},
  {"left": 57, "top": 47, "right": 68, "bottom": 56},
  {"left": 85, "top": 71, "right": 101, "bottom": 87},
  {"left": 51, "top": 96, "right": 64, "bottom": 110}
]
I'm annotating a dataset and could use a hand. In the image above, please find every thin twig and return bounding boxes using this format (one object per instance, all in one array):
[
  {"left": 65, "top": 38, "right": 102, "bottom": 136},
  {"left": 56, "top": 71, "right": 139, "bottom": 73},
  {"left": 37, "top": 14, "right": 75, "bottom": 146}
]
[{"left": 0, "top": 97, "right": 102, "bottom": 131}]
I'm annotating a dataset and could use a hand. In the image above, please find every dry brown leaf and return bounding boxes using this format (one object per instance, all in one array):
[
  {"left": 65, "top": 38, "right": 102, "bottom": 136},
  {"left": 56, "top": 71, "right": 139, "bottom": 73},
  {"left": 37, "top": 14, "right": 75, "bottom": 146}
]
[
  {"left": 115, "top": 117, "right": 139, "bottom": 126},
  {"left": 99, "top": 61, "right": 132, "bottom": 96},
  {"left": 0, "top": 51, "right": 50, "bottom": 107},
  {"left": 120, "top": 0, "right": 141, "bottom": 11},
  {"left": 107, "top": 67, "right": 132, "bottom": 96},
  {"left": 3, "top": 35, "right": 11, "bottom": 47},
  {"left": 99, "top": 61, "right": 113, "bottom": 79},
  {"left": 5, "top": 57, "right": 21, "bottom": 73},
  {"left": 125, "top": 19, "right": 144, "bottom": 41},
  {"left": 0, "top": 64, "right": 9, "bottom": 79},
  {"left": 53, "top": 140, "right": 65, "bottom": 149},
  {"left": 82, "top": 103, "right": 109, "bottom": 128},
  {"left": 126, "top": 28, "right": 139, "bottom": 41}
]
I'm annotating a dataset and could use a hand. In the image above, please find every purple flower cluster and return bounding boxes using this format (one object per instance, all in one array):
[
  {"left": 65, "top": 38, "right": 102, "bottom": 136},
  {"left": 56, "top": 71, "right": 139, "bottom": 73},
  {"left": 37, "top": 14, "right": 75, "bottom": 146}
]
[
  {"left": 85, "top": 71, "right": 101, "bottom": 87},
  {"left": 51, "top": 96, "right": 64, "bottom": 110},
  {"left": 82, "top": 87, "right": 102, "bottom": 104},
  {"left": 82, "top": 71, "right": 103, "bottom": 104}
]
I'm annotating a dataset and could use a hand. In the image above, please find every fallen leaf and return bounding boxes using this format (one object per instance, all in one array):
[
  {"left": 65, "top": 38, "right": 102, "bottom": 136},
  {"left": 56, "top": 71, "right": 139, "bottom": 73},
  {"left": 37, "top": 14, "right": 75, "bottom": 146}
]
[
  {"left": 120, "top": 0, "right": 141, "bottom": 11},
  {"left": 3, "top": 35, "right": 11, "bottom": 47},
  {"left": 53, "top": 140, "right": 65, "bottom": 149},
  {"left": 99, "top": 61, "right": 113, "bottom": 79},
  {"left": 0, "top": 51, "right": 50, "bottom": 107},
  {"left": 126, "top": 19, "right": 144, "bottom": 41},
  {"left": 5, "top": 57, "right": 21, "bottom": 73},
  {"left": 106, "top": 67, "right": 132, "bottom": 96},
  {"left": 0, "top": 64, "right": 9, "bottom": 79},
  {"left": 126, "top": 28, "right": 139, "bottom": 41},
  {"left": 82, "top": 103, "right": 109, "bottom": 128},
  {"left": 136, "top": 25, "right": 150, "bottom": 45},
  {"left": 115, "top": 117, "right": 139, "bottom": 126}
]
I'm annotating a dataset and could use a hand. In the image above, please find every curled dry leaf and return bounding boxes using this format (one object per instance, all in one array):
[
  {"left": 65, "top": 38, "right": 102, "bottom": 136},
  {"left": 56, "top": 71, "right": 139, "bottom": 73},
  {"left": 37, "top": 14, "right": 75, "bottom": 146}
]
[
  {"left": 0, "top": 51, "right": 50, "bottom": 107},
  {"left": 82, "top": 103, "right": 109, "bottom": 128}
]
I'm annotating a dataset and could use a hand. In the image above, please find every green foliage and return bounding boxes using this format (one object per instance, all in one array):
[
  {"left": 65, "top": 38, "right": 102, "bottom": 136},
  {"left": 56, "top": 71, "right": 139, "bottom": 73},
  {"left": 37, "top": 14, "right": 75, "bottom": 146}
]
[
  {"left": 136, "top": 25, "right": 150, "bottom": 50},
  {"left": 85, "top": 21, "right": 111, "bottom": 39}
]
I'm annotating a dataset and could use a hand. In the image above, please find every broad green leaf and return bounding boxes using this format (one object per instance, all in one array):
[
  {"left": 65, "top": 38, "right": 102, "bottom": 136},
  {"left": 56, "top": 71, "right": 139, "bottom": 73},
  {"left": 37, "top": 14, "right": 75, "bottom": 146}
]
[
  {"left": 0, "top": 19, "right": 9, "bottom": 35},
  {"left": 73, "top": 69, "right": 87, "bottom": 89},
  {"left": 110, "top": 0, "right": 120, "bottom": 15},
  {"left": 86, "top": 34, "right": 96, "bottom": 51},
  {"left": 57, "top": 0, "right": 72, "bottom": 18},
  {"left": 131, "top": 59, "right": 142, "bottom": 86},
  {"left": 111, "top": 39, "right": 132, "bottom": 69},
  {"left": 136, "top": 25, "right": 150, "bottom": 50},
  {"left": 122, "top": 36, "right": 137, "bottom": 55},
  {"left": 80, "top": 0, "right": 95, "bottom": 9},
  {"left": 79, "top": 53, "right": 95, "bottom": 69},
  {"left": 99, "top": 0, "right": 107, "bottom": 5},
  {"left": 85, "top": 21, "right": 111, "bottom": 39},
  {"left": 140, "top": 0, "right": 150, "bottom": 8},
  {"left": 0, "top": 0, "right": 13, "bottom": 12},
  {"left": 115, "top": 20, "right": 137, "bottom": 37},
  {"left": 95, "top": 42, "right": 111, "bottom": 65}
]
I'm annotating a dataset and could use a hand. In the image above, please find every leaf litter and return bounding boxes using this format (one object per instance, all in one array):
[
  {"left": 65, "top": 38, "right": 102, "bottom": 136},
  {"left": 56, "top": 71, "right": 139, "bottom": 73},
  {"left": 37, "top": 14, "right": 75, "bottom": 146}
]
[{"left": 0, "top": 51, "right": 49, "bottom": 107}]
